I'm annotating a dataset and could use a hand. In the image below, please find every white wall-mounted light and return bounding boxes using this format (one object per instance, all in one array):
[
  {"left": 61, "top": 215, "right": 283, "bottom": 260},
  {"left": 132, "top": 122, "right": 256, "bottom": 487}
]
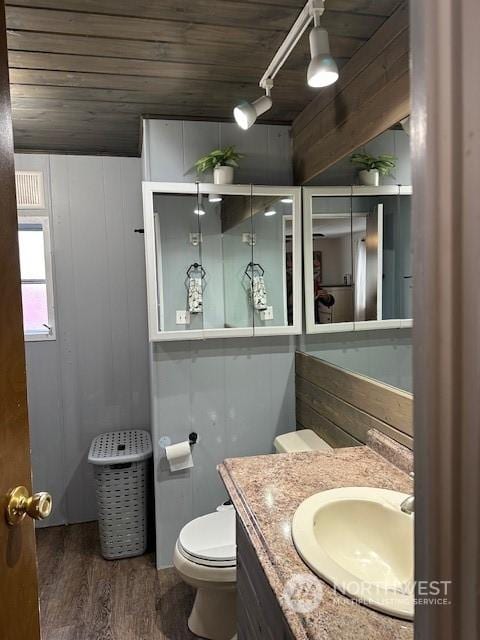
[
  {"left": 234, "top": 82, "right": 273, "bottom": 130},
  {"left": 264, "top": 208, "right": 277, "bottom": 217},
  {"left": 208, "top": 193, "right": 222, "bottom": 203},
  {"left": 281, "top": 197, "right": 293, "bottom": 204}
]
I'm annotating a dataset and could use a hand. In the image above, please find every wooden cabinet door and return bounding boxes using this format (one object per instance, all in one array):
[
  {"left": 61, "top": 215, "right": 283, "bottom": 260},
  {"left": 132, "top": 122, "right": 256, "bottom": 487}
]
[{"left": 0, "top": 3, "right": 41, "bottom": 638}]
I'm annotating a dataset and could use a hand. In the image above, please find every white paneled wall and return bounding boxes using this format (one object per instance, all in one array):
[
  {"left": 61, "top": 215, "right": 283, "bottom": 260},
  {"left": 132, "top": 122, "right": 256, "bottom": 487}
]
[
  {"left": 143, "top": 119, "right": 296, "bottom": 567},
  {"left": 143, "top": 119, "right": 292, "bottom": 184},
  {"left": 17, "top": 153, "right": 150, "bottom": 526}
]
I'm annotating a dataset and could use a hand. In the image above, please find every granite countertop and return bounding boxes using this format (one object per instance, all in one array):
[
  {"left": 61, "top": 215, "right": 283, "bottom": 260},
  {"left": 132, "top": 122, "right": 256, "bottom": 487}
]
[{"left": 218, "top": 437, "right": 413, "bottom": 640}]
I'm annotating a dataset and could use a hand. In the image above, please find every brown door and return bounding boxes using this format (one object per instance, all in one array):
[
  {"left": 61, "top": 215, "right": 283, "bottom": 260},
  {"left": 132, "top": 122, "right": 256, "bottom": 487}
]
[{"left": 0, "top": 2, "right": 42, "bottom": 638}]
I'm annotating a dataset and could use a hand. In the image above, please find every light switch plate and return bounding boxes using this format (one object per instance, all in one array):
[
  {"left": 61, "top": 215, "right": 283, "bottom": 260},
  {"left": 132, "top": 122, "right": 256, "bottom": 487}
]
[
  {"left": 260, "top": 306, "right": 273, "bottom": 321},
  {"left": 189, "top": 232, "right": 202, "bottom": 246},
  {"left": 176, "top": 310, "right": 191, "bottom": 325}
]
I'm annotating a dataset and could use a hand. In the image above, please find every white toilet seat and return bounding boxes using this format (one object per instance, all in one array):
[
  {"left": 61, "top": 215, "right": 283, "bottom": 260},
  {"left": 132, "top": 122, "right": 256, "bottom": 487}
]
[
  {"left": 177, "top": 509, "right": 236, "bottom": 568},
  {"left": 174, "top": 541, "right": 237, "bottom": 584}
]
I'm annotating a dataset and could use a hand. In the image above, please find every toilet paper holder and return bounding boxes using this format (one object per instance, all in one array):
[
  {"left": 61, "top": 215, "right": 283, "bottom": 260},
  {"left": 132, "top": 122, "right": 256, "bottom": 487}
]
[{"left": 189, "top": 432, "right": 198, "bottom": 446}]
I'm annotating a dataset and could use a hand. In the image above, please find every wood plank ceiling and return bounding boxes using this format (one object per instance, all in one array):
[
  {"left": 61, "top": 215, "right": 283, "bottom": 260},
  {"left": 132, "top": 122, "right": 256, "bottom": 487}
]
[{"left": 5, "top": 0, "right": 403, "bottom": 156}]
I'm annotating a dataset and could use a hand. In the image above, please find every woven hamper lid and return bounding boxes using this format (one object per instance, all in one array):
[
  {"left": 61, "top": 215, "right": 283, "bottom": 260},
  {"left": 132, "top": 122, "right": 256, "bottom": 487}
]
[{"left": 88, "top": 429, "right": 152, "bottom": 465}]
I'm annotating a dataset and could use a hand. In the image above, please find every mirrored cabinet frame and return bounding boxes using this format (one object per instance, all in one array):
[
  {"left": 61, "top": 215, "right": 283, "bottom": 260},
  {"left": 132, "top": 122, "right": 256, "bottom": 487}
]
[
  {"left": 142, "top": 182, "right": 303, "bottom": 341},
  {"left": 303, "top": 185, "right": 413, "bottom": 335}
]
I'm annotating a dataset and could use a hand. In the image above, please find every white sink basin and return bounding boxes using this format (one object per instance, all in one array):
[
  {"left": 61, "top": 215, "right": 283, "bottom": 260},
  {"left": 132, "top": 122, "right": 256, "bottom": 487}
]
[{"left": 291, "top": 487, "right": 414, "bottom": 620}]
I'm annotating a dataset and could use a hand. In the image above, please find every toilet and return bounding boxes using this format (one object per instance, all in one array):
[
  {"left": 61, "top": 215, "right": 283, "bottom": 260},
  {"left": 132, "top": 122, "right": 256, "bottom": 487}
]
[{"left": 173, "top": 429, "right": 332, "bottom": 640}]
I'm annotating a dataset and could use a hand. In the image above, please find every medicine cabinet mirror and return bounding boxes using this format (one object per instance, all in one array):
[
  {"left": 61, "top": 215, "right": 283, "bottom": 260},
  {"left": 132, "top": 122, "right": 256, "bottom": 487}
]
[
  {"left": 142, "top": 183, "right": 302, "bottom": 341},
  {"left": 303, "top": 186, "right": 412, "bottom": 334}
]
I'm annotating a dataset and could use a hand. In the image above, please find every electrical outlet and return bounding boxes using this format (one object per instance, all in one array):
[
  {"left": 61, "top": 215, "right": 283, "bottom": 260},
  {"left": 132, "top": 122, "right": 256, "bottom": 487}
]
[
  {"left": 176, "top": 310, "right": 190, "bottom": 325},
  {"left": 260, "top": 306, "right": 273, "bottom": 321},
  {"left": 242, "top": 232, "right": 256, "bottom": 246}
]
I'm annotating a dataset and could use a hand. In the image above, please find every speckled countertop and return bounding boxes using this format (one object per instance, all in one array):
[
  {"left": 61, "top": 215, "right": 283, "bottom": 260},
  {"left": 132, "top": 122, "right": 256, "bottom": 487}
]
[{"left": 218, "top": 437, "right": 413, "bottom": 640}]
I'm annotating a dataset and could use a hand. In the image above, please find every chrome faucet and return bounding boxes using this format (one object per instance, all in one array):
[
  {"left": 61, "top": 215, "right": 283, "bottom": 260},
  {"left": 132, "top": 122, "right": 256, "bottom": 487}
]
[
  {"left": 400, "top": 472, "right": 415, "bottom": 514},
  {"left": 400, "top": 495, "right": 414, "bottom": 515}
]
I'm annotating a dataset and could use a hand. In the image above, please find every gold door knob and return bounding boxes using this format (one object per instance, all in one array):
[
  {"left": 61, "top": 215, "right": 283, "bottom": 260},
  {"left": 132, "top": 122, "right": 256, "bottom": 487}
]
[{"left": 5, "top": 486, "right": 52, "bottom": 526}]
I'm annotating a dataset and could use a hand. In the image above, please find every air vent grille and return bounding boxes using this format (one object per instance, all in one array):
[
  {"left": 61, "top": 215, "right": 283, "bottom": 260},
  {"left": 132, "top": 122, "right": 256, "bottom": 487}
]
[{"left": 15, "top": 171, "right": 45, "bottom": 209}]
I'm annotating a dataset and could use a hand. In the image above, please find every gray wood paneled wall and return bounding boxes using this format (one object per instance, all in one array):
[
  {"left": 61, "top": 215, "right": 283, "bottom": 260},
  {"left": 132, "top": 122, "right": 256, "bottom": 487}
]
[
  {"left": 296, "top": 351, "right": 413, "bottom": 449},
  {"left": 16, "top": 153, "right": 150, "bottom": 527},
  {"left": 143, "top": 119, "right": 297, "bottom": 567}
]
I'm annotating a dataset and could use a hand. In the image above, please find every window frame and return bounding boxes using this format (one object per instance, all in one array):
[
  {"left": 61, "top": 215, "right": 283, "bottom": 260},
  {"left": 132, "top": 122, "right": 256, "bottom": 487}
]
[{"left": 18, "top": 214, "right": 56, "bottom": 342}]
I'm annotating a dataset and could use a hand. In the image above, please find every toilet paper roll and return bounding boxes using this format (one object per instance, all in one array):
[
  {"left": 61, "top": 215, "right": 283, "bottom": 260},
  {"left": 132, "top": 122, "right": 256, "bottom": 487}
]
[{"left": 165, "top": 441, "right": 194, "bottom": 472}]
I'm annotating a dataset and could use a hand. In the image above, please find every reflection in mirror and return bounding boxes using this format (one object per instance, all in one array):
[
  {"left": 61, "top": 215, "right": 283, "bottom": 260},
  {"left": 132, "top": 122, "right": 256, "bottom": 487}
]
[
  {"left": 352, "top": 192, "right": 412, "bottom": 324},
  {"left": 145, "top": 184, "right": 301, "bottom": 340},
  {"left": 153, "top": 193, "right": 203, "bottom": 332},
  {"left": 250, "top": 195, "right": 294, "bottom": 328},
  {"left": 310, "top": 196, "right": 354, "bottom": 325},
  {"left": 210, "top": 194, "right": 253, "bottom": 330}
]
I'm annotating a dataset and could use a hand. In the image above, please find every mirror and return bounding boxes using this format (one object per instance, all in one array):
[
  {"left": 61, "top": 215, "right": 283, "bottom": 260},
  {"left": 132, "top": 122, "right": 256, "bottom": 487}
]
[
  {"left": 151, "top": 192, "right": 204, "bottom": 335},
  {"left": 250, "top": 192, "right": 297, "bottom": 332},
  {"left": 352, "top": 189, "right": 412, "bottom": 329},
  {"left": 196, "top": 192, "right": 254, "bottom": 333},
  {"left": 304, "top": 186, "right": 412, "bottom": 334},
  {"left": 304, "top": 191, "right": 355, "bottom": 333},
  {"left": 143, "top": 184, "right": 302, "bottom": 341}
]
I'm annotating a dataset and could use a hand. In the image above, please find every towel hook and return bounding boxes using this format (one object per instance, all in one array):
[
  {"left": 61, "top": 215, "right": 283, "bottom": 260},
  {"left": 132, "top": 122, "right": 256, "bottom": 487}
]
[
  {"left": 244, "top": 261, "right": 265, "bottom": 280},
  {"left": 186, "top": 262, "right": 206, "bottom": 279}
]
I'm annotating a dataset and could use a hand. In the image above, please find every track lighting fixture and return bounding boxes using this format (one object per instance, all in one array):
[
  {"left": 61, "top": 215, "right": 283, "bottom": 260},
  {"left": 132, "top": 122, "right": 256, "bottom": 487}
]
[
  {"left": 233, "top": 0, "right": 338, "bottom": 129},
  {"left": 307, "top": 25, "right": 338, "bottom": 88},
  {"left": 234, "top": 82, "right": 273, "bottom": 131}
]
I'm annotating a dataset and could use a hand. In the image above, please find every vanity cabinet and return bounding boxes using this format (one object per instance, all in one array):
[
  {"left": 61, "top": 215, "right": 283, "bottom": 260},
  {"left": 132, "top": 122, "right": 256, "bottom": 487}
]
[
  {"left": 142, "top": 182, "right": 302, "bottom": 341},
  {"left": 237, "top": 516, "right": 295, "bottom": 640}
]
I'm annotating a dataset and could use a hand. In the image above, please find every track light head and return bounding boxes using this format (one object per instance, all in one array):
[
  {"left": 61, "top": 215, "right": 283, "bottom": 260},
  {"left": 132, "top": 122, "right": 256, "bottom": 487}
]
[
  {"left": 307, "top": 26, "right": 338, "bottom": 88},
  {"left": 233, "top": 94, "right": 273, "bottom": 130}
]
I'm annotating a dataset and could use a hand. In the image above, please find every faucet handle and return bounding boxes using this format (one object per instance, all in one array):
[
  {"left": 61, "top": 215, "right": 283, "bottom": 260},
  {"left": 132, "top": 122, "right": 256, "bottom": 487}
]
[{"left": 409, "top": 471, "right": 414, "bottom": 479}]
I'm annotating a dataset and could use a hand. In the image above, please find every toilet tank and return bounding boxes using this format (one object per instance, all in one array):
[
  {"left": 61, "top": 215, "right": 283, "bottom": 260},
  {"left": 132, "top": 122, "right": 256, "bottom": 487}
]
[{"left": 273, "top": 429, "right": 333, "bottom": 453}]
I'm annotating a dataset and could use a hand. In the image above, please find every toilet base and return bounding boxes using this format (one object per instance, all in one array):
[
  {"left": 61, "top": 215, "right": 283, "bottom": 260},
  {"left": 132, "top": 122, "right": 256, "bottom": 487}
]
[{"left": 188, "top": 585, "right": 236, "bottom": 640}]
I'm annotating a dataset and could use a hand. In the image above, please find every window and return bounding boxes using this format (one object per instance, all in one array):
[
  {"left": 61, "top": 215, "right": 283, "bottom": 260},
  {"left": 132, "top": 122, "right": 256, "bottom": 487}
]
[{"left": 18, "top": 216, "right": 56, "bottom": 341}]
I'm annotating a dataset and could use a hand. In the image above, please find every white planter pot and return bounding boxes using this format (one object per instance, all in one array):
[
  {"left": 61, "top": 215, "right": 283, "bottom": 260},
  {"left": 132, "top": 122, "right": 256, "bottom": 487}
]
[
  {"left": 214, "top": 165, "right": 234, "bottom": 185},
  {"left": 359, "top": 169, "right": 380, "bottom": 186}
]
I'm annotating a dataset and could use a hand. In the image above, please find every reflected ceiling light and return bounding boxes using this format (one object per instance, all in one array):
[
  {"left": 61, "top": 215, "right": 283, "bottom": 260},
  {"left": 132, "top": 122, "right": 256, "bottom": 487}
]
[
  {"left": 307, "top": 25, "right": 338, "bottom": 88},
  {"left": 208, "top": 193, "right": 222, "bottom": 203},
  {"left": 234, "top": 86, "right": 273, "bottom": 130},
  {"left": 194, "top": 194, "right": 206, "bottom": 215},
  {"left": 281, "top": 197, "right": 293, "bottom": 204},
  {"left": 264, "top": 208, "right": 277, "bottom": 217},
  {"left": 233, "top": 1, "right": 338, "bottom": 129}
]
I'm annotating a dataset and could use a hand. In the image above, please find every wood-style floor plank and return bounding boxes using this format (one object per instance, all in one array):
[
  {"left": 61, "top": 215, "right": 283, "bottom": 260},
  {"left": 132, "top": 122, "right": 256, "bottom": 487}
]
[{"left": 37, "top": 523, "right": 199, "bottom": 640}]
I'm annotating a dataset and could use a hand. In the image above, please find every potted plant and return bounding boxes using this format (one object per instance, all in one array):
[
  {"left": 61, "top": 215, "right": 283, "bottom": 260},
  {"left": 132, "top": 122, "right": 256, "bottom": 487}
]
[
  {"left": 350, "top": 152, "right": 397, "bottom": 186},
  {"left": 195, "top": 146, "right": 243, "bottom": 184}
]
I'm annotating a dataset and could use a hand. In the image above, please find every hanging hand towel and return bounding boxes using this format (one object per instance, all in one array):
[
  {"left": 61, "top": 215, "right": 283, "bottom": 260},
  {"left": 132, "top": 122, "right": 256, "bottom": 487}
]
[
  {"left": 252, "top": 274, "right": 268, "bottom": 311},
  {"left": 188, "top": 277, "right": 203, "bottom": 314}
]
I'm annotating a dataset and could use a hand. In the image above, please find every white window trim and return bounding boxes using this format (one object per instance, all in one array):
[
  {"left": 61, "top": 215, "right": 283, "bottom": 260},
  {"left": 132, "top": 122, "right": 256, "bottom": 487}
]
[{"left": 18, "top": 214, "right": 56, "bottom": 342}]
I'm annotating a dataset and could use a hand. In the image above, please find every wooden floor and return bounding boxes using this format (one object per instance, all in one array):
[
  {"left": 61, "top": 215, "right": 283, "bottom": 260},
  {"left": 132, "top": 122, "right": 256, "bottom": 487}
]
[{"left": 36, "top": 522, "right": 199, "bottom": 640}]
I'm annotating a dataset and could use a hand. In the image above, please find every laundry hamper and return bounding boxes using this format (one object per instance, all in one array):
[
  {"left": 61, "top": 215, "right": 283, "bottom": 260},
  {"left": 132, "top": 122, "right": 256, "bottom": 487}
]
[{"left": 88, "top": 429, "right": 152, "bottom": 560}]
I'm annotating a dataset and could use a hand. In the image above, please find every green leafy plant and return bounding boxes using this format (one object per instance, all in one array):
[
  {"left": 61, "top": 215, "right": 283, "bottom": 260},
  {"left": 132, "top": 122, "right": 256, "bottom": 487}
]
[
  {"left": 350, "top": 152, "right": 397, "bottom": 176},
  {"left": 194, "top": 146, "right": 243, "bottom": 174}
]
